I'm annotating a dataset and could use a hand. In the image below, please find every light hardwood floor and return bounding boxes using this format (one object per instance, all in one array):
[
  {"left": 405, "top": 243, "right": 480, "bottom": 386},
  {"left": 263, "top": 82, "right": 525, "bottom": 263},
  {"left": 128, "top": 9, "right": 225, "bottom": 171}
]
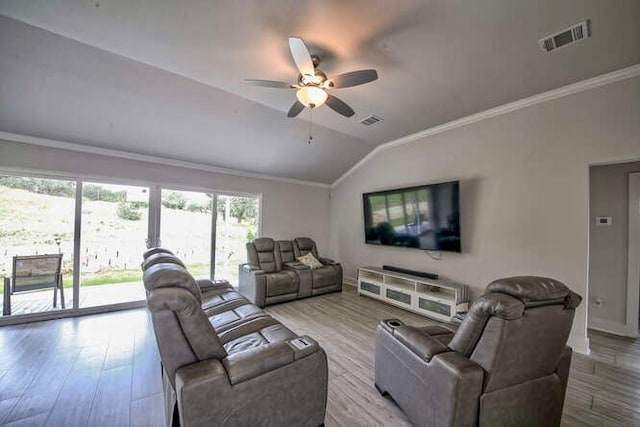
[{"left": 0, "top": 285, "right": 638, "bottom": 426}]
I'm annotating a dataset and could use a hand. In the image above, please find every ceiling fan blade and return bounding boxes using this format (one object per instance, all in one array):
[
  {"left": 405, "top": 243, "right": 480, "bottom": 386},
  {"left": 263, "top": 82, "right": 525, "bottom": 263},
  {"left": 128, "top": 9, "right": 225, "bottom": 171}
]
[
  {"left": 244, "top": 79, "right": 294, "bottom": 89},
  {"left": 328, "top": 69, "right": 378, "bottom": 89},
  {"left": 287, "top": 100, "right": 305, "bottom": 118},
  {"left": 325, "top": 95, "right": 355, "bottom": 117},
  {"left": 288, "top": 37, "right": 315, "bottom": 77}
]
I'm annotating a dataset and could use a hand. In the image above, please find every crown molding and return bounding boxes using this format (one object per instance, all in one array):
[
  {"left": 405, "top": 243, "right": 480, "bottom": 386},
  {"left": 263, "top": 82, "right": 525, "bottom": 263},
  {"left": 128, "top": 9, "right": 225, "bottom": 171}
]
[
  {"left": 0, "top": 131, "right": 331, "bottom": 188},
  {"left": 332, "top": 63, "right": 640, "bottom": 188}
]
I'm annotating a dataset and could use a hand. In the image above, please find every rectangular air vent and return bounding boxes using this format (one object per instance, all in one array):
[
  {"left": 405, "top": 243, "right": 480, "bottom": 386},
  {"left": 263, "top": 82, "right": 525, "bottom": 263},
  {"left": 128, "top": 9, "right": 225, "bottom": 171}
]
[
  {"left": 539, "top": 20, "right": 590, "bottom": 53},
  {"left": 361, "top": 115, "right": 383, "bottom": 127}
]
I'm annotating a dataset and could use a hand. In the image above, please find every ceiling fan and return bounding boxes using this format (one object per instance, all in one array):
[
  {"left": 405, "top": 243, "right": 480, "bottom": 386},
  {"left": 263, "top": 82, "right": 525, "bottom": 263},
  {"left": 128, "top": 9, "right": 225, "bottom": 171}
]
[{"left": 244, "top": 37, "right": 378, "bottom": 118}]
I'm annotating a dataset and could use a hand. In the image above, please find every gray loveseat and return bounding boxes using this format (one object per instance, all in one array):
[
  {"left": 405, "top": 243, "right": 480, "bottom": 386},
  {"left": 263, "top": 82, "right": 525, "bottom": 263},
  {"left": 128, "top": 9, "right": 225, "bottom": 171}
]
[
  {"left": 239, "top": 237, "right": 342, "bottom": 307},
  {"left": 141, "top": 248, "right": 328, "bottom": 427},
  {"left": 375, "top": 276, "right": 582, "bottom": 427}
]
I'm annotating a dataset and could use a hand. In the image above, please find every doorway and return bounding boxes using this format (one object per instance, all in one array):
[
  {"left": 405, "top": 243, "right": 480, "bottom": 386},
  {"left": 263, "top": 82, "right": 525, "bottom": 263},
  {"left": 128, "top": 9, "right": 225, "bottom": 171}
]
[
  {"left": 79, "top": 182, "right": 150, "bottom": 308},
  {"left": 588, "top": 162, "right": 640, "bottom": 338}
]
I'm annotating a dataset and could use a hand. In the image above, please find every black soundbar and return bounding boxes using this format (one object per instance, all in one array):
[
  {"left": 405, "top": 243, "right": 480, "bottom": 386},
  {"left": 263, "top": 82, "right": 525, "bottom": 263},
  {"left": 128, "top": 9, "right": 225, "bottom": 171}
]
[{"left": 382, "top": 265, "right": 439, "bottom": 280}]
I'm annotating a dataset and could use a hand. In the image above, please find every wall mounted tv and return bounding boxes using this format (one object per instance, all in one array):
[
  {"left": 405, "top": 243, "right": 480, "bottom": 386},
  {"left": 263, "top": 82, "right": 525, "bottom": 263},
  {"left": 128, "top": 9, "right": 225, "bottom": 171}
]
[{"left": 363, "top": 181, "right": 461, "bottom": 252}]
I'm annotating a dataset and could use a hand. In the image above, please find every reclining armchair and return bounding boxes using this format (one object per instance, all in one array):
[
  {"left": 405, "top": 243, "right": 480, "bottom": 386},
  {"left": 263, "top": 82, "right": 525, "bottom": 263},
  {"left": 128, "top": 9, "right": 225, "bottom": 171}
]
[{"left": 375, "top": 276, "right": 582, "bottom": 427}]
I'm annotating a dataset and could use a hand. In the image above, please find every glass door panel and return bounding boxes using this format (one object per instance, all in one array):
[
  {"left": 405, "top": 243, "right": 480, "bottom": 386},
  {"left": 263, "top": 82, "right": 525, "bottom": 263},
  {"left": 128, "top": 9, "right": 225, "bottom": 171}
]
[
  {"left": 160, "top": 190, "right": 212, "bottom": 279},
  {"left": 214, "top": 194, "right": 259, "bottom": 286},
  {"left": 0, "top": 175, "right": 76, "bottom": 317},
  {"left": 80, "top": 183, "right": 149, "bottom": 307}
]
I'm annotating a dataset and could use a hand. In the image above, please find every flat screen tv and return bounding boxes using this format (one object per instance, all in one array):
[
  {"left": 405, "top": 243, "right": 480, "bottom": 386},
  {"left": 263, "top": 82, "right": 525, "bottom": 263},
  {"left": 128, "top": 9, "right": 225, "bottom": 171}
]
[{"left": 363, "top": 181, "right": 461, "bottom": 252}]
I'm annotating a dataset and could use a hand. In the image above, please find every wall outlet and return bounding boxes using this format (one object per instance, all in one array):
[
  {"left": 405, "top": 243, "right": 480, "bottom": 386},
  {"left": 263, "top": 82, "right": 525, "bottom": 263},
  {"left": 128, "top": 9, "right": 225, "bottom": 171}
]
[{"left": 595, "top": 216, "right": 612, "bottom": 226}]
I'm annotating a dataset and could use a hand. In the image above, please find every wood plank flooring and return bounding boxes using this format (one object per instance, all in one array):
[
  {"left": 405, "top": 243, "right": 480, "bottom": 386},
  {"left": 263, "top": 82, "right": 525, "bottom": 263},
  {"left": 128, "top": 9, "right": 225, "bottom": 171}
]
[{"left": 0, "top": 285, "right": 638, "bottom": 426}]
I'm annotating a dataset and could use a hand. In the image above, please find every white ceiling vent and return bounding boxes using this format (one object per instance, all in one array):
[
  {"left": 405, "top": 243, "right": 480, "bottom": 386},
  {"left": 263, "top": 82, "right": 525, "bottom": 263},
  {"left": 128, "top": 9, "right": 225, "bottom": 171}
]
[
  {"left": 360, "top": 115, "right": 383, "bottom": 127},
  {"left": 539, "top": 20, "right": 590, "bottom": 53}
]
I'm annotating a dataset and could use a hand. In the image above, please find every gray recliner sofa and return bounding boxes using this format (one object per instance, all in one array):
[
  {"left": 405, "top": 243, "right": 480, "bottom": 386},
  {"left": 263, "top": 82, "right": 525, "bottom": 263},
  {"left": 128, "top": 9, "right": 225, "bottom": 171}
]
[
  {"left": 375, "top": 276, "right": 582, "bottom": 427},
  {"left": 141, "top": 248, "right": 328, "bottom": 427},
  {"left": 239, "top": 237, "right": 342, "bottom": 307}
]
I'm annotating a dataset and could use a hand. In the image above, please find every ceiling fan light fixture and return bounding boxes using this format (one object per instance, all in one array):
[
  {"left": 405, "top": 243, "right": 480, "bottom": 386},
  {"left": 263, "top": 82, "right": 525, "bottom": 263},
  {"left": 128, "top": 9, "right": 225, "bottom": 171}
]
[{"left": 296, "top": 86, "right": 328, "bottom": 108}]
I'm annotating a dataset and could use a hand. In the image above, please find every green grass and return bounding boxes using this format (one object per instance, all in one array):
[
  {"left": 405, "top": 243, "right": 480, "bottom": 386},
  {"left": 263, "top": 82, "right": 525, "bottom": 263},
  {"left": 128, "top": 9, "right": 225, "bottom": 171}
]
[{"left": 1, "top": 184, "right": 255, "bottom": 291}]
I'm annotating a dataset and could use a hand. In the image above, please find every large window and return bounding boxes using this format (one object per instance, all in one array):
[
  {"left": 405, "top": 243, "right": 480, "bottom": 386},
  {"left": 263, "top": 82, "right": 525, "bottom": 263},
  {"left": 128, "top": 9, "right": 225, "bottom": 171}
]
[
  {"left": 80, "top": 183, "right": 150, "bottom": 308},
  {"left": 0, "top": 172, "right": 260, "bottom": 321},
  {"left": 214, "top": 194, "right": 259, "bottom": 285},
  {"left": 160, "top": 190, "right": 213, "bottom": 279},
  {"left": 0, "top": 175, "right": 76, "bottom": 316}
]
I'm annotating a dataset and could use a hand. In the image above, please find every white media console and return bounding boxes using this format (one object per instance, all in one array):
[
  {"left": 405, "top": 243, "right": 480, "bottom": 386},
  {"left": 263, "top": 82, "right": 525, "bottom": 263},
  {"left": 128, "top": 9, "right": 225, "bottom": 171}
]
[{"left": 357, "top": 266, "right": 470, "bottom": 322}]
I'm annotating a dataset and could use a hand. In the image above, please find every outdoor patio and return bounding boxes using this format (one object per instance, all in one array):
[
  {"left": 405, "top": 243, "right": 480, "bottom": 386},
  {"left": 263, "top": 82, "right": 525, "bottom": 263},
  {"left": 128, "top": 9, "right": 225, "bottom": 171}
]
[{"left": 1, "top": 281, "right": 146, "bottom": 317}]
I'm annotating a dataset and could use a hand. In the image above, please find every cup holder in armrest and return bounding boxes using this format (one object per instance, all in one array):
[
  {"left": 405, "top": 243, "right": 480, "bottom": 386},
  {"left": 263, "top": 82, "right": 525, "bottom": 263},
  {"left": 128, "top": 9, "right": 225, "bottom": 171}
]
[
  {"left": 380, "top": 319, "right": 404, "bottom": 334},
  {"left": 287, "top": 335, "right": 319, "bottom": 360}
]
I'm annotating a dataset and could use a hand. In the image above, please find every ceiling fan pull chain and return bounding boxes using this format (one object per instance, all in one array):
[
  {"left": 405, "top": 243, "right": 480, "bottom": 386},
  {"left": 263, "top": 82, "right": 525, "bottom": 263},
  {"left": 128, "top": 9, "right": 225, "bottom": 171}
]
[{"left": 308, "top": 108, "right": 313, "bottom": 144}]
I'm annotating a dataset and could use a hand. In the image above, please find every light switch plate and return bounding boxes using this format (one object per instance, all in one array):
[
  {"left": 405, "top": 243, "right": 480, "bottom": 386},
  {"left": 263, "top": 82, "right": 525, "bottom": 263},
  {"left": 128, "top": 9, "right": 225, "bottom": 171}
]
[{"left": 595, "top": 216, "right": 612, "bottom": 226}]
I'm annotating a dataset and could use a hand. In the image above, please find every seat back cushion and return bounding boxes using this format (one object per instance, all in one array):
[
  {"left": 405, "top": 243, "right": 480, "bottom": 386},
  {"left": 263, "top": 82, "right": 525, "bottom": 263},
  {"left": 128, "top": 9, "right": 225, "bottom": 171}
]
[
  {"left": 143, "top": 262, "right": 202, "bottom": 304},
  {"left": 142, "top": 252, "right": 185, "bottom": 271},
  {"left": 147, "top": 287, "right": 227, "bottom": 386},
  {"left": 293, "top": 237, "right": 320, "bottom": 259},
  {"left": 449, "top": 276, "right": 580, "bottom": 393},
  {"left": 246, "top": 238, "right": 281, "bottom": 273},
  {"left": 470, "top": 304, "right": 574, "bottom": 392},
  {"left": 276, "top": 240, "right": 296, "bottom": 263}
]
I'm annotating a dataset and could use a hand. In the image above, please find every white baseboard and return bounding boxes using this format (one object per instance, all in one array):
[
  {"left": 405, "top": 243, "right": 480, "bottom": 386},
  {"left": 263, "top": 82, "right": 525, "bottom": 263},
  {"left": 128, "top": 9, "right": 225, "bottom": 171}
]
[
  {"left": 588, "top": 316, "right": 638, "bottom": 338},
  {"left": 567, "top": 334, "right": 590, "bottom": 355},
  {"left": 343, "top": 276, "right": 357, "bottom": 287}
]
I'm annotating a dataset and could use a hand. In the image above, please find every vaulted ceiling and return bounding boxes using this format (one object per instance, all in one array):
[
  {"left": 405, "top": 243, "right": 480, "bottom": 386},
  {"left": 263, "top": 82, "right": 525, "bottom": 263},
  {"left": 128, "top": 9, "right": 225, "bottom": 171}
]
[{"left": 1, "top": 1, "right": 639, "bottom": 183}]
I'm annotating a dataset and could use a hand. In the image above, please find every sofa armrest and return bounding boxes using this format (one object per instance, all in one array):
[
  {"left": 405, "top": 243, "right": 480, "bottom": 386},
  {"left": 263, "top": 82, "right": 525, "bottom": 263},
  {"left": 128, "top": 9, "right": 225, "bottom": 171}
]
[
  {"left": 319, "top": 257, "right": 337, "bottom": 265},
  {"left": 241, "top": 264, "right": 264, "bottom": 274},
  {"left": 222, "top": 342, "right": 295, "bottom": 385},
  {"left": 283, "top": 261, "right": 311, "bottom": 271},
  {"left": 394, "top": 325, "right": 451, "bottom": 362},
  {"left": 175, "top": 359, "right": 232, "bottom": 424},
  {"left": 238, "top": 264, "right": 267, "bottom": 307},
  {"left": 375, "top": 325, "right": 484, "bottom": 426}
]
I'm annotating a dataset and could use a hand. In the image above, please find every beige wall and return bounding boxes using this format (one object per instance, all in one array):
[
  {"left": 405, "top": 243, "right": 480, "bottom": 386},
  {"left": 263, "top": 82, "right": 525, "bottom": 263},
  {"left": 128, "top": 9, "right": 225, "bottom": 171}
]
[
  {"left": 0, "top": 139, "right": 332, "bottom": 254},
  {"left": 330, "top": 75, "right": 640, "bottom": 353},
  {"left": 589, "top": 161, "right": 640, "bottom": 332}
]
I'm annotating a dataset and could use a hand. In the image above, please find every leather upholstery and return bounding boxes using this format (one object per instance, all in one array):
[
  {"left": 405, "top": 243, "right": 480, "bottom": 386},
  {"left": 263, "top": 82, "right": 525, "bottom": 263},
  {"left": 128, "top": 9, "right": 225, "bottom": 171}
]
[
  {"left": 143, "top": 263, "right": 203, "bottom": 304},
  {"left": 292, "top": 237, "right": 321, "bottom": 259},
  {"left": 142, "top": 252, "right": 186, "bottom": 270},
  {"left": 239, "top": 237, "right": 342, "bottom": 307},
  {"left": 143, "top": 247, "right": 174, "bottom": 259},
  {"left": 375, "top": 276, "right": 582, "bottom": 427},
  {"left": 277, "top": 240, "right": 296, "bottom": 263},
  {"left": 266, "top": 270, "right": 300, "bottom": 296},
  {"left": 246, "top": 237, "right": 281, "bottom": 273},
  {"left": 142, "top": 252, "right": 328, "bottom": 427}
]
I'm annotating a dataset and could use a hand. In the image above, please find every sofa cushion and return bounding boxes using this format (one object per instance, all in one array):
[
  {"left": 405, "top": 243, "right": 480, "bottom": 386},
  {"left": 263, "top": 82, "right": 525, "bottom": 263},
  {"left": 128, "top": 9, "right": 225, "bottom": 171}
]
[
  {"left": 277, "top": 240, "right": 296, "bottom": 263},
  {"left": 265, "top": 270, "right": 299, "bottom": 297},
  {"left": 208, "top": 303, "right": 267, "bottom": 332},
  {"left": 143, "top": 263, "right": 202, "bottom": 304},
  {"left": 246, "top": 238, "right": 282, "bottom": 273},
  {"left": 293, "top": 237, "right": 320, "bottom": 259},
  {"left": 311, "top": 266, "right": 338, "bottom": 288},
  {"left": 223, "top": 323, "right": 297, "bottom": 355},
  {"left": 202, "top": 290, "right": 248, "bottom": 314}
]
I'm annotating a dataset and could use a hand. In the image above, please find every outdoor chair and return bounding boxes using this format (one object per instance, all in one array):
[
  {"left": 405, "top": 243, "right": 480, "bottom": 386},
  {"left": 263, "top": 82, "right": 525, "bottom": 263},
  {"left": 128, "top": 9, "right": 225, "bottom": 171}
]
[{"left": 3, "top": 254, "right": 65, "bottom": 316}]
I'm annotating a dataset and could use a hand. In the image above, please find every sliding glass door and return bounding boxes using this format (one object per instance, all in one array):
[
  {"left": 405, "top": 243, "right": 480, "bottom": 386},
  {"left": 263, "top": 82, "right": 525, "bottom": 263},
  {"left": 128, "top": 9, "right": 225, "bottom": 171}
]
[
  {"left": 158, "top": 190, "right": 260, "bottom": 286},
  {"left": 79, "top": 183, "right": 149, "bottom": 308},
  {"left": 0, "top": 171, "right": 261, "bottom": 322},
  {"left": 160, "top": 189, "right": 213, "bottom": 279},
  {"left": 214, "top": 194, "right": 259, "bottom": 286},
  {"left": 0, "top": 175, "right": 76, "bottom": 317}
]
